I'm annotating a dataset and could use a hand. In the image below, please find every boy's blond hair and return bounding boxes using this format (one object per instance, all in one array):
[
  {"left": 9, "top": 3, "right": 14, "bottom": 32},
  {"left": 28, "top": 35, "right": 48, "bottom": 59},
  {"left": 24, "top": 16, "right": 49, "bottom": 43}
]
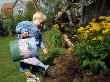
[{"left": 33, "top": 11, "right": 47, "bottom": 22}]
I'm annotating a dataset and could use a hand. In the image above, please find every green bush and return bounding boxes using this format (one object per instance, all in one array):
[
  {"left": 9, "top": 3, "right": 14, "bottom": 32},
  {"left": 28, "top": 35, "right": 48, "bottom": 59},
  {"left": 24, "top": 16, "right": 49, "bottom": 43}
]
[
  {"left": 39, "top": 25, "right": 66, "bottom": 61},
  {"left": 74, "top": 16, "right": 110, "bottom": 74}
]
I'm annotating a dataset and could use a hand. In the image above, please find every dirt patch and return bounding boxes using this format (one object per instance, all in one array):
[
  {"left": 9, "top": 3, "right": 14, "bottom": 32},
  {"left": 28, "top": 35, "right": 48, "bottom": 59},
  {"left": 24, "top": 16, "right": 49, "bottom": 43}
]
[{"left": 43, "top": 53, "right": 79, "bottom": 82}]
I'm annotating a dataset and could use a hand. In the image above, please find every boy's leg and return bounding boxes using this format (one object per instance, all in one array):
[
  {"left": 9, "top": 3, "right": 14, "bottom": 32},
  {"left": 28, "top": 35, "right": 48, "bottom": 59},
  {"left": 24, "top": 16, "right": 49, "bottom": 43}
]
[
  {"left": 20, "top": 62, "right": 37, "bottom": 82},
  {"left": 27, "top": 75, "right": 40, "bottom": 82},
  {"left": 20, "top": 62, "right": 31, "bottom": 73}
]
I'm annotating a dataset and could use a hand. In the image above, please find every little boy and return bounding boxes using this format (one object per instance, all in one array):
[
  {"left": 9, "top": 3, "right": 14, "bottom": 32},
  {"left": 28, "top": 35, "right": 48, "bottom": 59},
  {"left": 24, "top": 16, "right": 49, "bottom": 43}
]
[{"left": 16, "top": 11, "right": 49, "bottom": 82}]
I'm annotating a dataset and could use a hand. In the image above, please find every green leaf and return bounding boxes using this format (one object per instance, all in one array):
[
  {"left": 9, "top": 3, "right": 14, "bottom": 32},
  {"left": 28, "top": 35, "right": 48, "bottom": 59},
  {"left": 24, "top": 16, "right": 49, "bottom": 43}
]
[
  {"left": 73, "top": 78, "right": 79, "bottom": 82},
  {"left": 83, "top": 59, "right": 90, "bottom": 67},
  {"left": 83, "top": 77, "right": 90, "bottom": 82}
]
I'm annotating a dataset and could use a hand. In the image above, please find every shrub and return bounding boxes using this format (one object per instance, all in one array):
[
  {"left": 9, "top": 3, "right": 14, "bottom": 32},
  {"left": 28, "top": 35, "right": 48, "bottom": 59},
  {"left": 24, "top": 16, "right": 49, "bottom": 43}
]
[
  {"left": 74, "top": 16, "right": 110, "bottom": 74},
  {"left": 39, "top": 25, "right": 66, "bottom": 61}
]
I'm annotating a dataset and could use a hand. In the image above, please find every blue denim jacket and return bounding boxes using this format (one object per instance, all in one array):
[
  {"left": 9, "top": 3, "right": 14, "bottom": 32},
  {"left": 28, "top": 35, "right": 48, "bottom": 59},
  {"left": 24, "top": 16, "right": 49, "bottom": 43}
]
[{"left": 16, "top": 21, "right": 45, "bottom": 49}]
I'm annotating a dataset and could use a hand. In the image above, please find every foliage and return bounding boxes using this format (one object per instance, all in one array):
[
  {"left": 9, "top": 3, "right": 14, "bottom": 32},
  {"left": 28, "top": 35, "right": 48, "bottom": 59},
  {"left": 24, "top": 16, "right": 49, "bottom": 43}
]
[
  {"left": 6, "top": 15, "right": 25, "bottom": 35},
  {"left": 39, "top": 0, "right": 64, "bottom": 26},
  {"left": 6, "top": 16, "right": 15, "bottom": 34},
  {"left": 24, "top": 2, "right": 35, "bottom": 21},
  {"left": 0, "top": 19, "right": 3, "bottom": 29},
  {"left": 74, "top": 16, "right": 110, "bottom": 74},
  {"left": 45, "top": 24, "right": 65, "bottom": 47},
  {"left": 0, "top": 19, "right": 8, "bottom": 36},
  {"left": 39, "top": 47, "right": 66, "bottom": 62},
  {"left": 82, "top": 76, "right": 90, "bottom": 82},
  {"left": 73, "top": 78, "right": 79, "bottom": 82},
  {"left": 73, "top": 76, "right": 90, "bottom": 82},
  {"left": 39, "top": 25, "right": 66, "bottom": 61},
  {"left": 6, "top": 2, "right": 35, "bottom": 35}
]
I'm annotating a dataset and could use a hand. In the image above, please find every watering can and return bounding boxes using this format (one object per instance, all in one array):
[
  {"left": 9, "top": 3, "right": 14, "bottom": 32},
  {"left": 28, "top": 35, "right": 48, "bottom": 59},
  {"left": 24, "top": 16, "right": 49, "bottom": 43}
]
[{"left": 9, "top": 37, "right": 38, "bottom": 61}]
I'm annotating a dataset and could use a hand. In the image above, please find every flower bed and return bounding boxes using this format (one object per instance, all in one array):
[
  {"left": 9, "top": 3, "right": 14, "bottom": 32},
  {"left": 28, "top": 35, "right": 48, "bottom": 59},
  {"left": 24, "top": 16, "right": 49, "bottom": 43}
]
[{"left": 74, "top": 16, "right": 110, "bottom": 74}]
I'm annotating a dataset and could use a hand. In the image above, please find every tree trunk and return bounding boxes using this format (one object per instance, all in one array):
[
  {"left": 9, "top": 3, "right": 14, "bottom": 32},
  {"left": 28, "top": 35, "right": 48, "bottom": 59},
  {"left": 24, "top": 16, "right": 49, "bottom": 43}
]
[{"left": 66, "top": 10, "right": 75, "bottom": 32}]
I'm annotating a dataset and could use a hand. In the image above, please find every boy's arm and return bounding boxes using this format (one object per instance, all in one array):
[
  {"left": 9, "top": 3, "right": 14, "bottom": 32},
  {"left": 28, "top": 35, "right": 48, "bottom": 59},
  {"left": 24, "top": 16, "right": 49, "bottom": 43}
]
[
  {"left": 16, "top": 22, "right": 28, "bottom": 34},
  {"left": 16, "top": 22, "right": 28, "bottom": 37},
  {"left": 39, "top": 34, "right": 48, "bottom": 54},
  {"left": 41, "top": 42, "right": 47, "bottom": 54}
]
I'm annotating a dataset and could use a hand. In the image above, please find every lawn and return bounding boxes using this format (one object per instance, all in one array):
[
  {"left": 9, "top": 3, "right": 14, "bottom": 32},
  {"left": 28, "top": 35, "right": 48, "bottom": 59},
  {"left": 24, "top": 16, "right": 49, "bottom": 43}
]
[{"left": 0, "top": 36, "right": 26, "bottom": 82}]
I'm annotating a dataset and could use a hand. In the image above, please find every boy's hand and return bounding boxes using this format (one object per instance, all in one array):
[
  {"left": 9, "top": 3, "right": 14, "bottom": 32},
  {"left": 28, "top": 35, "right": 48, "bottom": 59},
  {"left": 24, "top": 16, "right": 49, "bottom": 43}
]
[
  {"left": 22, "top": 32, "right": 28, "bottom": 38},
  {"left": 42, "top": 48, "right": 48, "bottom": 54}
]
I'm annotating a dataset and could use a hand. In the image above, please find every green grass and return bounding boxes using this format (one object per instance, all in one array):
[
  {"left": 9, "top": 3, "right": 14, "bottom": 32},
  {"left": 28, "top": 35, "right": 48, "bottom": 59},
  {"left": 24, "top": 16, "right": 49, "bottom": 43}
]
[{"left": 0, "top": 36, "right": 26, "bottom": 82}]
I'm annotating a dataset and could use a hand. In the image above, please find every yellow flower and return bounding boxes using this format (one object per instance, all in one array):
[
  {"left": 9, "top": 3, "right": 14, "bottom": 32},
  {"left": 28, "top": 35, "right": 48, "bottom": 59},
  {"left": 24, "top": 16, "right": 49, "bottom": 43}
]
[
  {"left": 98, "top": 16, "right": 106, "bottom": 19},
  {"left": 90, "top": 23, "right": 101, "bottom": 31},
  {"left": 89, "top": 23, "right": 100, "bottom": 31},
  {"left": 92, "top": 37, "right": 97, "bottom": 40},
  {"left": 67, "top": 47, "right": 74, "bottom": 52},
  {"left": 107, "top": 23, "right": 110, "bottom": 26},
  {"left": 89, "top": 28, "right": 94, "bottom": 31},
  {"left": 81, "top": 30, "right": 90, "bottom": 39},
  {"left": 104, "top": 25, "right": 109, "bottom": 29},
  {"left": 85, "top": 30, "right": 90, "bottom": 33},
  {"left": 105, "top": 16, "right": 110, "bottom": 21},
  {"left": 102, "top": 29, "right": 109, "bottom": 34},
  {"left": 85, "top": 25, "right": 91, "bottom": 30},
  {"left": 102, "top": 23, "right": 110, "bottom": 29},
  {"left": 97, "top": 36, "right": 104, "bottom": 41},
  {"left": 101, "top": 22, "right": 106, "bottom": 25},
  {"left": 53, "top": 24, "right": 59, "bottom": 29},
  {"left": 78, "top": 27, "right": 85, "bottom": 33},
  {"left": 82, "top": 33, "right": 88, "bottom": 39}
]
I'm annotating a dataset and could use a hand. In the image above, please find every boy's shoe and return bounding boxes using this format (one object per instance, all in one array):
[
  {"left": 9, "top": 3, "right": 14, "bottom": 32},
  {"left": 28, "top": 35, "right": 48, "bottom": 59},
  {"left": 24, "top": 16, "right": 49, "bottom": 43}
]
[
  {"left": 27, "top": 74, "right": 40, "bottom": 82},
  {"left": 27, "top": 77, "right": 36, "bottom": 82}
]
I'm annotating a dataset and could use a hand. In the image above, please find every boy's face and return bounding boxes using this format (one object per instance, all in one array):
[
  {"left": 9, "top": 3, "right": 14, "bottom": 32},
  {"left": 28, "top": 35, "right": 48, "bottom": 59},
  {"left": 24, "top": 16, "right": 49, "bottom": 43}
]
[
  {"left": 38, "top": 19, "right": 45, "bottom": 27},
  {"left": 33, "top": 18, "right": 44, "bottom": 28}
]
